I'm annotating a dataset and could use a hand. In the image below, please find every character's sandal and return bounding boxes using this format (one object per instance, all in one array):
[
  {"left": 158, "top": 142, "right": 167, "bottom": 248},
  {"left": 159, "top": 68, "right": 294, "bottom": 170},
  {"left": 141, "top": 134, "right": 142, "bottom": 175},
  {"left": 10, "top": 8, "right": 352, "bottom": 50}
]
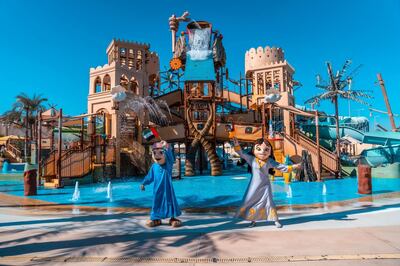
[
  {"left": 146, "top": 219, "right": 162, "bottom": 227},
  {"left": 169, "top": 218, "right": 182, "bottom": 227},
  {"left": 248, "top": 221, "right": 256, "bottom": 228},
  {"left": 274, "top": 221, "right": 283, "bottom": 228}
]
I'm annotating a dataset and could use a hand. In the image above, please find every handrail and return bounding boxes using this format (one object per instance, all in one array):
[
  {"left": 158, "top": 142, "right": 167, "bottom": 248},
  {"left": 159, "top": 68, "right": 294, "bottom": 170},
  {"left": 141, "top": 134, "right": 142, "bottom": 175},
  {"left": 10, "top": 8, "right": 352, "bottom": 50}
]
[
  {"left": 296, "top": 132, "right": 338, "bottom": 173},
  {"left": 60, "top": 146, "right": 92, "bottom": 178},
  {"left": 41, "top": 150, "right": 56, "bottom": 177},
  {"left": 42, "top": 146, "right": 94, "bottom": 178},
  {"left": 284, "top": 131, "right": 338, "bottom": 174},
  {"left": 297, "top": 132, "right": 336, "bottom": 158},
  {"left": 5, "top": 142, "right": 23, "bottom": 160}
]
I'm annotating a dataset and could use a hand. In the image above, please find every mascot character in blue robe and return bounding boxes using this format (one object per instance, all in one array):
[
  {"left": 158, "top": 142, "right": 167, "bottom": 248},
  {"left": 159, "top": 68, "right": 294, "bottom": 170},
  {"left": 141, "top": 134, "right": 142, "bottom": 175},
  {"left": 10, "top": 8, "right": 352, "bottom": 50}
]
[{"left": 141, "top": 141, "right": 182, "bottom": 227}]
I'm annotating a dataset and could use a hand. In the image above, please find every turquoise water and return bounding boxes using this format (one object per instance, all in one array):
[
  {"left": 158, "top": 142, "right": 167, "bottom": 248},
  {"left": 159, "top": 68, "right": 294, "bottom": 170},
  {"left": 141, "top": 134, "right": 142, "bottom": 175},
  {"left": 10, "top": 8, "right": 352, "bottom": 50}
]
[{"left": 0, "top": 170, "right": 399, "bottom": 208}]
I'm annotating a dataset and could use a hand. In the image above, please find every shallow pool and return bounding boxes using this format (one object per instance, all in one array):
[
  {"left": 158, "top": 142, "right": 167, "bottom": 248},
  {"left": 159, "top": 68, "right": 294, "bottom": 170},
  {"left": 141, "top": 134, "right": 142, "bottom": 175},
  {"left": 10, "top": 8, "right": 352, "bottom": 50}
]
[{"left": 0, "top": 170, "right": 399, "bottom": 209}]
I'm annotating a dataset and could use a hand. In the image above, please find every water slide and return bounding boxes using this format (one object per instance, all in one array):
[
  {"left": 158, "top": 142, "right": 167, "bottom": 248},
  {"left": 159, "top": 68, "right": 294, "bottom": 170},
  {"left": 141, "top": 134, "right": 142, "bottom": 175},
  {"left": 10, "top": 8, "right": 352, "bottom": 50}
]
[
  {"left": 301, "top": 124, "right": 365, "bottom": 142},
  {"left": 360, "top": 144, "right": 400, "bottom": 167},
  {"left": 302, "top": 124, "right": 400, "bottom": 144},
  {"left": 360, "top": 132, "right": 400, "bottom": 167},
  {"left": 302, "top": 124, "right": 400, "bottom": 167}
]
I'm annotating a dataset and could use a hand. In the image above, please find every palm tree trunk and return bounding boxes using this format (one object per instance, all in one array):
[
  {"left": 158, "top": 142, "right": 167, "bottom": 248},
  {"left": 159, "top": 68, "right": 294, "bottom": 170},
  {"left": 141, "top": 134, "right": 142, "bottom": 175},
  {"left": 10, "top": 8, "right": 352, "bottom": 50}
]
[
  {"left": 24, "top": 107, "right": 29, "bottom": 162},
  {"left": 334, "top": 95, "right": 341, "bottom": 178}
]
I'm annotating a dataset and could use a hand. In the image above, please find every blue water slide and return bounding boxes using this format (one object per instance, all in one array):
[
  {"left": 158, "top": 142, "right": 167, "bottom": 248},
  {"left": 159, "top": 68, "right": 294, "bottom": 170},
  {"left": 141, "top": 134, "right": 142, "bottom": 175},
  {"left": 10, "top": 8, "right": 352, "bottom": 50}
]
[
  {"left": 362, "top": 132, "right": 400, "bottom": 145},
  {"left": 302, "top": 124, "right": 400, "bottom": 167},
  {"left": 301, "top": 124, "right": 365, "bottom": 142},
  {"left": 360, "top": 144, "right": 400, "bottom": 167},
  {"left": 301, "top": 124, "right": 400, "bottom": 145}
]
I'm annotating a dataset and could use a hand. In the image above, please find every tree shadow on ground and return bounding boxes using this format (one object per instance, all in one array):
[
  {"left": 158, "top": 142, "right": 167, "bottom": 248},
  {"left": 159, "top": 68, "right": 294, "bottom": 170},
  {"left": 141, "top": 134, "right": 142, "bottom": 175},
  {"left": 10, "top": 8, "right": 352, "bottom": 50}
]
[{"left": 0, "top": 202, "right": 398, "bottom": 258}]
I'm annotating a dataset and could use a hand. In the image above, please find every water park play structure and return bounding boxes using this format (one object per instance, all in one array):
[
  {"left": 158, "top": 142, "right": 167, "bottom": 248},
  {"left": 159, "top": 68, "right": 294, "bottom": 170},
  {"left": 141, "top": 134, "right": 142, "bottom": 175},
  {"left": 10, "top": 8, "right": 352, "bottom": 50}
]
[{"left": 1, "top": 12, "right": 399, "bottom": 189}]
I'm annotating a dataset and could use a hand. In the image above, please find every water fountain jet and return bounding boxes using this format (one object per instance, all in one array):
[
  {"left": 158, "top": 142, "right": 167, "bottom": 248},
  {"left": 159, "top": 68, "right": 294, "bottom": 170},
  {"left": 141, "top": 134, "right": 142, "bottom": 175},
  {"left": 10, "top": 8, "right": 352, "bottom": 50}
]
[
  {"left": 106, "top": 181, "right": 113, "bottom": 202},
  {"left": 71, "top": 181, "right": 80, "bottom": 201}
]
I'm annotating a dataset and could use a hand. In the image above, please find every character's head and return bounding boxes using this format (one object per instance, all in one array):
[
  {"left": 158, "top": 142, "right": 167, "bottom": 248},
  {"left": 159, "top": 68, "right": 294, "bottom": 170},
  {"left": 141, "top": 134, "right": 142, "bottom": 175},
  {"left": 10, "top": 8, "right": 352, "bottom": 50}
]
[
  {"left": 253, "top": 138, "right": 273, "bottom": 162},
  {"left": 151, "top": 142, "right": 166, "bottom": 165}
]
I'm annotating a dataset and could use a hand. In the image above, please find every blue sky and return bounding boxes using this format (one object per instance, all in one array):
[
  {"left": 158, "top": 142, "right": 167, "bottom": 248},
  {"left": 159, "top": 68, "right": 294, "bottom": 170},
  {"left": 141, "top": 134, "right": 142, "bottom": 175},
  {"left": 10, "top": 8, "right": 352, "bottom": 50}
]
[{"left": 1, "top": 0, "right": 399, "bottom": 130}]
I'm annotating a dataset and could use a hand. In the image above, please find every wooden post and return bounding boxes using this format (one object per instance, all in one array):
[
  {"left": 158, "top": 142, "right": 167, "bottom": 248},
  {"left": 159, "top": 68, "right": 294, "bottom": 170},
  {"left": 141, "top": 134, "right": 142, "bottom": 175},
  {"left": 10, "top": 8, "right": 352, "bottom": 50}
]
[
  {"left": 50, "top": 122, "right": 54, "bottom": 151},
  {"left": 245, "top": 77, "right": 250, "bottom": 109},
  {"left": 377, "top": 73, "right": 396, "bottom": 131},
  {"left": 80, "top": 117, "right": 84, "bottom": 150},
  {"left": 103, "top": 113, "right": 106, "bottom": 180},
  {"left": 239, "top": 72, "right": 243, "bottom": 111},
  {"left": 261, "top": 102, "right": 266, "bottom": 139},
  {"left": 24, "top": 107, "right": 29, "bottom": 162},
  {"left": 177, "top": 142, "right": 181, "bottom": 179},
  {"left": 334, "top": 96, "right": 341, "bottom": 178},
  {"left": 37, "top": 111, "right": 42, "bottom": 186},
  {"left": 115, "top": 110, "right": 121, "bottom": 177},
  {"left": 57, "top": 108, "right": 63, "bottom": 187},
  {"left": 327, "top": 63, "right": 341, "bottom": 178},
  {"left": 315, "top": 110, "right": 321, "bottom": 181}
]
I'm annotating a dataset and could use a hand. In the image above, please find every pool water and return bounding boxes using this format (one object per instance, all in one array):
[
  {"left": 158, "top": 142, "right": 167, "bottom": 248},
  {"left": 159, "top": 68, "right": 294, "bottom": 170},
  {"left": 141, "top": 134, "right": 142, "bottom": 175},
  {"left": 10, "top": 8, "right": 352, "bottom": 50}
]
[{"left": 0, "top": 170, "right": 399, "bottom": 209}]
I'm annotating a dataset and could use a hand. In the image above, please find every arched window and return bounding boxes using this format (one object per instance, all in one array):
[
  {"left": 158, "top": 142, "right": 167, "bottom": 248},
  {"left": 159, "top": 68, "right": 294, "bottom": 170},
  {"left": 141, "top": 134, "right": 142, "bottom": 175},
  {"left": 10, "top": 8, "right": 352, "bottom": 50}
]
[
  {"left": 96, "top": 109, "right": 111, "bottom": 135},
  {"left": 120, "top": 75, "right": 129, "bottom": 90},
  {"left": 120, "top": 48, "right": 126, "bottom": 65},
  {"left": 148, "top": 74, "right": 158, "bottom": 96},
  {"left": 128, "top": 49, "right": 134, "bottom": 68},
  {"left": 94, "top": 77, "right": 102, "bottom": 93},
  {"left": 103, "top": 75, "right": 111, "bottom": 91},
  {"left": 136, "top": 50, "right": 143, "bottom": 70}
]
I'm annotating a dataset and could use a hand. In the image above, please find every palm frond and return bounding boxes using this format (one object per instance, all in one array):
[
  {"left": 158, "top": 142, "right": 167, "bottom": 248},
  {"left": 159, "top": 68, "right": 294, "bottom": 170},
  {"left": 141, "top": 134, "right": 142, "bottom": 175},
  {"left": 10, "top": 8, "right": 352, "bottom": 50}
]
[
  {"left": 348, "top": 90, "right": 374, "bottom": 99},
  {"left": 344, "top": 64, "right": 363, "bottom": 81},
  {"left": 339, "top": 94, "right": 371, "bottom": 106},
  {"left": 316, "top": 84, "right": 331, "bottom": 90},
  {"left": 304, "top": 91, "right": 335, "bottom": 104},
  {"left": 337, "top": 59, "right": 352, "bottom": 81}
]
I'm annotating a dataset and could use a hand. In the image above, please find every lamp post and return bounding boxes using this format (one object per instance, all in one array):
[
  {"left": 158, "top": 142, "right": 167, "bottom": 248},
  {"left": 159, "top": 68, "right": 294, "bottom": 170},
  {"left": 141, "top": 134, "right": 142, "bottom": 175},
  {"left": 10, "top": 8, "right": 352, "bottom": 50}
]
[
  {"left": 111, "top": 85, "right": 127, "bottom": 177},
  {"left": 373, "top": 115, "right": 380, "bottom": 131}
]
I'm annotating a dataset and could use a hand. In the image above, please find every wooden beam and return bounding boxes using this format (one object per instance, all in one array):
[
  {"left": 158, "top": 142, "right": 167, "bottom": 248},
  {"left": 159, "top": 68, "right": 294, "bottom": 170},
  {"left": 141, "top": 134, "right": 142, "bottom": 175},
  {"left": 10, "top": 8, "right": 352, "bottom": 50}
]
[
  {"left": 315, "top": 110, "right": 321, "bottom": 181},
  {"left": 57, "top": 109, "right": 63, "bottom": 187},
  {"left": 377, "top": 73, "right": 397, "bottom": 131}
]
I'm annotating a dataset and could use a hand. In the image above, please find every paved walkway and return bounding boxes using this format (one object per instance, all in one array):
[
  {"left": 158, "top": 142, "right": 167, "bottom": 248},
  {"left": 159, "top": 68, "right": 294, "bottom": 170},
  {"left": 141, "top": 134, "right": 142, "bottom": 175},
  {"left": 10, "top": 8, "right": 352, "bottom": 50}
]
[{"left": 0, "top": 197, "right": 399, "bottom": 265}]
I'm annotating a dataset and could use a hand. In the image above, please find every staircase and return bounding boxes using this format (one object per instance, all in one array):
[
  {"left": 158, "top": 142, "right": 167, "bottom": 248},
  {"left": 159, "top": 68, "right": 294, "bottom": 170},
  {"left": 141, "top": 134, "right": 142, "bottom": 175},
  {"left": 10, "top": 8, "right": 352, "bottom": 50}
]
[
  {"left": 41, "top": 146, "right": 93, "bottom": 188},
  {"left": 4, "top": 142, "right": 24, "bottom": 163},
  {"left": 283, "top": 131, "right": 339, "bottom": 177}
]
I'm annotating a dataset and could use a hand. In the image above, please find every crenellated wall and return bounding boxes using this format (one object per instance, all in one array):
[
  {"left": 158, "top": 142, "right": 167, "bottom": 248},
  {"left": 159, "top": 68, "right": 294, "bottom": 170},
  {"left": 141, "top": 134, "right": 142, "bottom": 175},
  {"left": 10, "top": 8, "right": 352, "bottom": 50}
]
[{"left": 245, "top": 46, "right": 285, "bottom": 73}]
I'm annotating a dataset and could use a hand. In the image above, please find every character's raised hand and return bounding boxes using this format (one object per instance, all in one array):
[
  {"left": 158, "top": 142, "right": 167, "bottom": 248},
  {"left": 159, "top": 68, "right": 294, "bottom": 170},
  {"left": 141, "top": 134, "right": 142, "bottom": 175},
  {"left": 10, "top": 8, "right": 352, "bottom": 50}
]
[
  {"left": 160, "top": 140, "right": 168, "bottom": 148},
  {"left": 292, "top": 163, "right": 302, "bottom": 171}
]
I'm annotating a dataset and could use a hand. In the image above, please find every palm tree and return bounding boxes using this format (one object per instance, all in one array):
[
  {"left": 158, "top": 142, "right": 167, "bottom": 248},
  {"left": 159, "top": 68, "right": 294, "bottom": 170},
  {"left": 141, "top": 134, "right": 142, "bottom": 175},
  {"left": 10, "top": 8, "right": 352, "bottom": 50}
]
[
  {"left": 1, "top": 93, "right": 48, "bottom": 161},
  {"left": 305, "top": 60, "right": 372, "bottom": 178}
]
